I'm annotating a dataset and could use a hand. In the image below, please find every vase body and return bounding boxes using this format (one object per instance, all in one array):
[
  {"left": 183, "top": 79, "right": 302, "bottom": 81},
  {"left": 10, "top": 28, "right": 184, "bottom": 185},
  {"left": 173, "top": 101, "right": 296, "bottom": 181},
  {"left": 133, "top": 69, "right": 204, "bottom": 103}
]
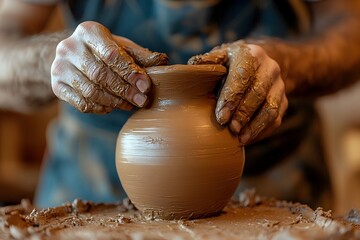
[{"left": 116, "top": 65, "right": 245, "bottom": 220}]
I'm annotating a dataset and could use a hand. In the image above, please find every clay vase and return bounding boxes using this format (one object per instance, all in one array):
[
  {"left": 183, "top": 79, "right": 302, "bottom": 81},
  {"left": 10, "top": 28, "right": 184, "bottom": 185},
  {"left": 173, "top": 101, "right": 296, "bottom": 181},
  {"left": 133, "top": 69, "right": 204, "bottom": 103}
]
[{"left": 116, "top": 64, "right": 245, "bottom": 220}]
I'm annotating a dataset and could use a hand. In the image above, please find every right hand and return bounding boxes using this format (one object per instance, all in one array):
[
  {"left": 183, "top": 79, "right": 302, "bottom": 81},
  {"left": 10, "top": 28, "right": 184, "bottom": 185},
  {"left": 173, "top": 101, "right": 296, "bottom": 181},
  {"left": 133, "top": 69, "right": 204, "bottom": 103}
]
[
  {"left": 189, "top": 41, "right": 287, "bottom": 145},
  {"left": 51, "top": 21, "right": 168, "bottom": 113}
]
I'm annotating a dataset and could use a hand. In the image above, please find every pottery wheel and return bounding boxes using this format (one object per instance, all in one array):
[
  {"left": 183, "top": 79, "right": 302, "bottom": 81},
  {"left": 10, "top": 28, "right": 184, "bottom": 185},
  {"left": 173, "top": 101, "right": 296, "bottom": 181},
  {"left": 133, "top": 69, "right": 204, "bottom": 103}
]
[{"left": 0, "top": 190, "right": 359, "bottom": 240}]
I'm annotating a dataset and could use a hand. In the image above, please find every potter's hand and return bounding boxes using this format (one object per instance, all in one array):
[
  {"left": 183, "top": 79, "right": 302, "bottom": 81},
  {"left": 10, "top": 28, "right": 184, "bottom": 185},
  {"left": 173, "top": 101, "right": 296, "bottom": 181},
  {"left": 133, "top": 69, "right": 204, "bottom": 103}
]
[
  {"left": 51, "top": 21, "right": 168, "bottom": 113},
  {"left": 188, "top": 41, "right": 288, "bottom": 145}
]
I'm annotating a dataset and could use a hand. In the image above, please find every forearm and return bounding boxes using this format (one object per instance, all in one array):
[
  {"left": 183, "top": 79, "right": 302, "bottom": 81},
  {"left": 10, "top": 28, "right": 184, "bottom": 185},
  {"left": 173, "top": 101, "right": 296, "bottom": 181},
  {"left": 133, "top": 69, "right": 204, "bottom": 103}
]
[
  {"left": 0, "top": 31, "right": 69, "bottom": 112},
  {"left": 251, "top": 2, "right": 360, "bottom": 97},
  {"left": 257, "top": 32, "right": 360, "bottom": 97}
]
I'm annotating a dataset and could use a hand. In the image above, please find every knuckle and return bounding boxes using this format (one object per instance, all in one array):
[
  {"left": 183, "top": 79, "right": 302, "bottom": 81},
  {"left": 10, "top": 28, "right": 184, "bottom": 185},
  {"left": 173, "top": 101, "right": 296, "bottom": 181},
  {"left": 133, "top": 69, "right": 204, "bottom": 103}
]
[
  {"left": 75, "top": 97, "right": 94, "bottom": 113},
  {"left": 75, "top": 22, "right": 88, "bottom": 34},
  {"left": 88, "top": 63, "right": 108, "bottom": 84},
  {"left": 113, "top": 98, "right": 133, "bottom": 110},
  {"left": 283, "top": 95, "right": 289, "bottom": 108},
  {"left": 271, "top": 61, "right": 281, "bottom": 76},
  {"left": 252, "top": 81, "right": 267, "bottom": 97},
  {"left": 114, "top": 82, "right": 131, "bottom": 96},
  {"left": 78, "top": 100, "right": 89, "bottom": 113},
  {"left": 278, "top": 79, "right": 286, "bottom": 92},
  {"left": 269, "top": 109, "right": 279, "bottom": 121},
  {"left": 51, "top": 59, "right": 64, "bottom": 77},
  {"left": 268, "top": 117, "right": 282, "bottom": 133},
  {"left": 75, "top": 22, "right": 109, "bottom": 41},
  {"left": 235, "top": 108, "right": 251, "bottom": 125},
  {"left": 118, "top": 64, "right": 141, "bottom": 82},
  {"left": 248, "top": 44, "right": 266, "bottom": 58},
  {"left": 102, "top": 45, "right": 121, "bottom": 64},
  {"left": 105, "top": 73, "right": 119, "bottom": 88},
  {"left": 267, "top": 107, "right": 279, "bottom": 121},
  {"left": 107, "top": 74, "right": 123, "bottom": 91},
  {"left": 267, "top": 59, "right": 281, "bottom": 77},
  {"left": 111, "top": 98, "right": 124, "bottom": 108},
  {"left": 56, "top": 38, "right": 74, "bottom": 57},
  {"left": 274, "top": 117, "right": 282, "bottom": 128},
  {"left": 75, "top": 21, "right": 98, "bottom": 34},
  {"left": 87, "top": 63, "right": 127, "bottom": 95},
  {"left": 263, "top": 98, "right": 280, "bottom": 120},
  {"left": 234, "top": 66, "right": 250, "bottom": 80},
  {"left": 148, "top": 52, "right": 169, "bottom": 66},
  {"left": 82, "top": 84, "right": 99, "bottom": 100},
  {"left": 51, "top": 81, "right": 64, "bottom": 98}
]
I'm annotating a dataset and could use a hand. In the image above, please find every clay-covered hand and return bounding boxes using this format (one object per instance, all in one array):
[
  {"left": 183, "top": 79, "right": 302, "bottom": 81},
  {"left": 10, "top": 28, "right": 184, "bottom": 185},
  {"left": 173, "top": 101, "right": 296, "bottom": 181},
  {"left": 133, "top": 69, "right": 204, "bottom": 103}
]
[
  {"left": 51, "top": 21, "right": 168, "bottom": 113},
  {"left": 188, "top": 41, "right": 288, "bottom": 145}
]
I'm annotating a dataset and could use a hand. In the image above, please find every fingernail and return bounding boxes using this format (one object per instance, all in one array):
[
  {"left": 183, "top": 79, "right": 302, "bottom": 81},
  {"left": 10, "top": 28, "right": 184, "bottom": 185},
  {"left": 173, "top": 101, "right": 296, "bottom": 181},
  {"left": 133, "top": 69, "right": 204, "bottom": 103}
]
[
  {"left": 230, "top": 120, "right": 241, "bottom": 134},
  {"left": 133, "top": 93, "right": 147, "bottom": 107},
  {"left": 239, "top": 132, "right": 251, "bottom": 145},
  {"left": 136, "top": 79, "right": 149, "bottom": 93},
  {"left": 218, "top": 107, "right": 231, "bottom": 124}
]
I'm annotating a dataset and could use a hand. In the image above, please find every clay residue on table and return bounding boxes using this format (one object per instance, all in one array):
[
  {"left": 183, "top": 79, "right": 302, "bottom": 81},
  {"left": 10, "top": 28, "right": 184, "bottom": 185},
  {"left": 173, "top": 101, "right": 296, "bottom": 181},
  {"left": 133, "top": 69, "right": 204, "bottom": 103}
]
[{"left": 1, "top": 195, "right": 359, "bottom": 240}]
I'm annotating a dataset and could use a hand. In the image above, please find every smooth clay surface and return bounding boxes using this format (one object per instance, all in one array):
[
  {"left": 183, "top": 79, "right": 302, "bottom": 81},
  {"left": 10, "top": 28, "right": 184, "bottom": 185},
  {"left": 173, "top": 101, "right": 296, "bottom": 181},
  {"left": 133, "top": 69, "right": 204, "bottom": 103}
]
[
  {"left": 1, "top": 191, "right": 359, "bottom": 240},
  {"left": 116, "top": 64, "right": 245, "bottom": 220}
]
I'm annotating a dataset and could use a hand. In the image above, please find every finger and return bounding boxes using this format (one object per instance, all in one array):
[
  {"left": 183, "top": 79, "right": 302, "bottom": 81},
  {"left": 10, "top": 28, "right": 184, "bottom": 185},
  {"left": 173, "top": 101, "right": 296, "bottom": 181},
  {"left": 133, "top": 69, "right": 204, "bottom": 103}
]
[
  {"left": 237, "top": 79, "right": 285, "bottom": 145},
  {"left": 59, "top": 38, "right": 148, "bottom": 108},
  {"left": 51, "top": 59, "right": 112, "bottom": 113},
  {"left": 188, "top": 47, "right": 228, "bottom": 65},
  {"left": 215, "top": 47, "right": 257, "bottom": 125},
  {"left": 60, "top": 61, "right": 134, "bottom": 111},
  {"left": 75, "top": 22, "right": 152, "bottom": 94},
  {"left": 229, "top": 60, "right": 279, "bottom": 134},
  {"left": 114, "top": 36, "right": 168, "bottom": 67},
  {"left": 52, "top": 81, "right": 109, "bottom": 114},
  {"left": 249, "top": 93, "right": 288, "bottom": 144},
  {"left": 237, "top": 98, "right": 280, "bottom": 145}
]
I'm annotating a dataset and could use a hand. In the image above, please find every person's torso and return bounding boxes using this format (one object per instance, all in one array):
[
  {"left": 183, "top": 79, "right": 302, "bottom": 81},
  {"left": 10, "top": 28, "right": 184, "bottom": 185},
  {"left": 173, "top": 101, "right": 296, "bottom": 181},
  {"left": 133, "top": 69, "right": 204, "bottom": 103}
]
[
  {"left": 64, "top": 0, "right": 303, "bottom": 63},
  {"left": 61, "top": 0, "right": 316, "bottom": 173}
]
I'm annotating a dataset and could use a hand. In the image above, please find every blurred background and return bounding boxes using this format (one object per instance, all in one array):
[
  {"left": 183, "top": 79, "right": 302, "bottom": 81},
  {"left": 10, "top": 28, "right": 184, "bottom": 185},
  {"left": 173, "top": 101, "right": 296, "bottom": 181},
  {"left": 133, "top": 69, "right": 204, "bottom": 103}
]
[
  {"left": 0, "top": 5, "right": 63, "bottom": 206},
  {"left": 0, "top": 2, "right": 359, "bottom": 216},
  {"left": 316, "top": 81, "right": 360, "bottom": 214}
]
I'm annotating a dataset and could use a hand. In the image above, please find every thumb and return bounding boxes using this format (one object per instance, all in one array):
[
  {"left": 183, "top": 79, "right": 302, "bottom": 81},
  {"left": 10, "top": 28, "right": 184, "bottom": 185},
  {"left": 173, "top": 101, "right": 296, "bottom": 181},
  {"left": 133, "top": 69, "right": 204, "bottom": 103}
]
[
  {"left": 188, "top": 47, "right": 228, "bottom": 65},
  {"left": 114, "top": 36, "right": 168, "bottom": 67}
]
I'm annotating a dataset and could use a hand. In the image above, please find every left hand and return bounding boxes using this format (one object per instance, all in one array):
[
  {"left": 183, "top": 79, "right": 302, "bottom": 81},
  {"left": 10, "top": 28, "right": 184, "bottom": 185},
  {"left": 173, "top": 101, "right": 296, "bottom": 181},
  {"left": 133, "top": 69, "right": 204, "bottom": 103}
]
[{"left": 188, "top": 40, "right": 288, "bottom": 145}]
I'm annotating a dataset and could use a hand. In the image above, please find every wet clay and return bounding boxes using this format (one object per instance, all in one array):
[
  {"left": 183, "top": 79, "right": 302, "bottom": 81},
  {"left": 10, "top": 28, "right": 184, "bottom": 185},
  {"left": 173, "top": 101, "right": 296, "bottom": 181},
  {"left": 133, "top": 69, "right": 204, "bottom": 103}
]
[
  {"left": 116, "top": 64, "right": 245, "bottom": 220},
  {"left": 188, "top": 41, "right": 257, "bottom": 126},
  {"left": 1, "top": 193, "right": 359, "bottom": 240}
]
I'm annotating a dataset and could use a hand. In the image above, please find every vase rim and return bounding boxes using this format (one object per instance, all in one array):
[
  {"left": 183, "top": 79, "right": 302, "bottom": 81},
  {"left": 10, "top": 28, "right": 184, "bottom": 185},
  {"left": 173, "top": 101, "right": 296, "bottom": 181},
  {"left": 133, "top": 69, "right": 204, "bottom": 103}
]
[{"left": 146, "top": 64, "right": 227, "bottom": 78}]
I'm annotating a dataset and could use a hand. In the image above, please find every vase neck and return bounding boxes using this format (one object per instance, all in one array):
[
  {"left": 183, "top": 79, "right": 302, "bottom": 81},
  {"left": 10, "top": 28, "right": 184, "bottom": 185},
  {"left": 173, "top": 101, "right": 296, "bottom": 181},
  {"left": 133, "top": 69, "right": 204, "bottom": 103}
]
[{"left": 146, "top": 65, "right": 227, "bottom": 103}]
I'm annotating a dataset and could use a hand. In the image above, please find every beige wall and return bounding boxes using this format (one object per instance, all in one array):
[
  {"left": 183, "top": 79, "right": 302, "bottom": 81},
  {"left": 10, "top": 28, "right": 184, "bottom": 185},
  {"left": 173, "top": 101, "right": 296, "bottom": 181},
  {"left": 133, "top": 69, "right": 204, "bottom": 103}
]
[{"left": 316, "top": 81, "right": 360, "bottom": 214}]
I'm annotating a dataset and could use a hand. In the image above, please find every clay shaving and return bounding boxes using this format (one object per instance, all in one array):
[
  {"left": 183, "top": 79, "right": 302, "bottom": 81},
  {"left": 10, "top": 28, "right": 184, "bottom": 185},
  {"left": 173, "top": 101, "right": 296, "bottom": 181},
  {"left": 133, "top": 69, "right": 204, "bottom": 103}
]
[{"left": 1, "top": 192, "right": 359, "bottom": 240}]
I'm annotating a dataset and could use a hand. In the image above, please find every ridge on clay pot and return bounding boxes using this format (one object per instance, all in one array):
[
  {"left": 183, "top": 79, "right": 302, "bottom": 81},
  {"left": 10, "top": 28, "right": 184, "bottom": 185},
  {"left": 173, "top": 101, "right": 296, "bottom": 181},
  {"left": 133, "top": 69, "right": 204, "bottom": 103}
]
[{"left": 116, "top": 64, "right": 245, "bottom": 220}]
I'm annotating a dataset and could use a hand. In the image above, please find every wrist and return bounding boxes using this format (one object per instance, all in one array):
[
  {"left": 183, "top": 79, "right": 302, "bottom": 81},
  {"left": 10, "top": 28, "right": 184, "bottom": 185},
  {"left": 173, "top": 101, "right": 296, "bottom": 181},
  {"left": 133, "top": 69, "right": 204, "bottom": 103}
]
[
  {"left": 243, "top": 38, "right": 293, "bottom": 93},
  {"left": 32, "top": 31, "right": 72, "bottom": 84}
]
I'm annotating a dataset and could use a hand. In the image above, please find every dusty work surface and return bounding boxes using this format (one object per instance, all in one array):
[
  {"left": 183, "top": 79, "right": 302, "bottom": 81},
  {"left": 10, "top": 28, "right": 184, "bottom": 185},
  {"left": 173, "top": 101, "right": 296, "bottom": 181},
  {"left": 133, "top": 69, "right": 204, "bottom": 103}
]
[{"left": 1, "top": 190, "right": 359, "bottom": 240}]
